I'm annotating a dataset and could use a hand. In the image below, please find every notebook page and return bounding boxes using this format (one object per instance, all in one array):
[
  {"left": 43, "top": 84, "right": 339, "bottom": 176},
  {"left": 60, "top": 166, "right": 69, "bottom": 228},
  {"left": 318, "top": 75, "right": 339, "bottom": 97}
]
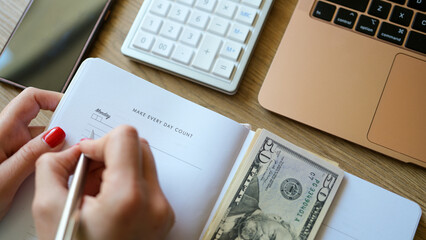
[
  {"left": 0, "top": 175, "right": 37, "bottom": 240},
  {"left": 0, "top": 58, "right": 250, "bottom": 240},
  {"left": 317, "top": 173, "right": 421, "bottom": 240},
  {"left": 200, "top": 130, "right": 256, "bottom": 239}
]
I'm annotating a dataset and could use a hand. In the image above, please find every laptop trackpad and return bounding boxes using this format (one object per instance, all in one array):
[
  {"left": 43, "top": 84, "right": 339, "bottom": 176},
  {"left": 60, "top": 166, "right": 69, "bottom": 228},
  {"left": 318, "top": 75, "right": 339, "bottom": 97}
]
[{"left": 368, "top": 54, "right": 426, "bottom": 163}]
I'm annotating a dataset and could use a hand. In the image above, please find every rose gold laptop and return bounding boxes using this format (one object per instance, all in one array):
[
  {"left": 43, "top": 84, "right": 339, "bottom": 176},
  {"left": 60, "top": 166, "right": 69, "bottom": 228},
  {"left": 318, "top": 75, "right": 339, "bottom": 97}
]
[{"left": 259, "top": 0, "right": 426, "bottom": 167}]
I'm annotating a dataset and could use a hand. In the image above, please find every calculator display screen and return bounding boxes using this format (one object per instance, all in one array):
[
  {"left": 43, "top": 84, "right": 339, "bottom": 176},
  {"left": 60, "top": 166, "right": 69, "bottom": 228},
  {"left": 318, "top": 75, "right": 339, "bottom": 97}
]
[{"left": 0, "top": 0, "right": 111, "bottom": 92}]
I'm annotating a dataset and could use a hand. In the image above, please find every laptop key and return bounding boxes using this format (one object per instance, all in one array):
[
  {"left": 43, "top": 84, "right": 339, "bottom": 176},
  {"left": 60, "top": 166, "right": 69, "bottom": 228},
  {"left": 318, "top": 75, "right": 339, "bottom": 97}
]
[
  {"left": 388, "top": 0, "right": 406, "bottom": 4},
  {"left": 334, "top": 8, "right": 357, "bottom": 29},
  {"left": 313, "top": 0, "right": 425, "bottom": 55},
  {"left": 390, "top": 6, "right": 414, "bottom": 26},
  {"left": 368, "top": 0, "right": 392, "bottom": 19},
  {"left": 326, "top": 0, "right": 369, "bottom": 12},
  {"left": 356, "top": 15, "right": 380, "bottom": 36},
  {"left": 407, "top": 0, "right": 426, "bottom": 12},
  {"left": 412, "top": 12, "right": 426, "bottom": 34},
  {"left": 378, "top": 22, "right": 407, "bottom": 45},
  {"left": 313, "top": 1, "right": 336, "bottom": 22},
  {"left": 405, "top": 31, "right": 426, "bottom": 54}
]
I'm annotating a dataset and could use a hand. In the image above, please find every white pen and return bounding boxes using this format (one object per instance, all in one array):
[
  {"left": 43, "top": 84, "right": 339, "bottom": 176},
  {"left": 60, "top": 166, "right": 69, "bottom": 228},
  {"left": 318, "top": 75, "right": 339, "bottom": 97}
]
[{"left": 55, "top": 130, "right": 94, "bottom": 240}]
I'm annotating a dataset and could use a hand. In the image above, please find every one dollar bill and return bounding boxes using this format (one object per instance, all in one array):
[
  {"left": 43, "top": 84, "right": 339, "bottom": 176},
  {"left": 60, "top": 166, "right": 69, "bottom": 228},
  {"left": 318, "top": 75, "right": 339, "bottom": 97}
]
[{"left": 203, "top": 129, "right": 344, "bottom": 240}]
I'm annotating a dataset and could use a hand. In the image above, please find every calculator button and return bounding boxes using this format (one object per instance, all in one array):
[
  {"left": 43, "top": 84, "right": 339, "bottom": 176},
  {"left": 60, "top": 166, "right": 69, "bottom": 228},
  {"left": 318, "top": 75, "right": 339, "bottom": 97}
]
[
  {"left": 133, "top": 33, "right": 155, "bottom": 51},
  {"left": 177, "top": 0, "right": 195, "bottom": 7},
  {"left": 169, "top": 4, "right": 190, "bottom": 23},
  {"left": 220, "top": 41, "right": 242, "bottom": 60},
  {"left": 242, "top": 0, "right": 262, "bottom": 8},
  {"left": 160, "top": 21, "right": 183, "bottom": 40},
  {"left": 208, "top": 17, "right": 230, "bottom": 36},
  {"left": 195, "top": 0, "right": 218, "bottom": 12},
  {"left": 216, "top": 1, "right": 238, "bottom": 19},
  {"left": 213, "top": 58, "right": 235, "bottom": 79},
  {"left": 228, "top": 23, "right": 250, "bottom": 43},
  {"left": 188, "top": 10, "right": 210, "bottom": 29},
  {"left": 236, "top": 6, "right": 258, "bottom": 26},
  {"left": 150, "top": 0, "right": 171, "bottom": 17},
  {"left": 180, "top": 28, "right": 202, "bottom": 46},
  {"left": 152, "top": 38, "right": 175, "bottom": 57},
  {"left": 192, "top": 35, "right": 222, "bottom": 71},
  {"left": 172, "top": 45, "right": 195, "bottom": 64},
  {"left": 141, "top": 15, "right": 163, "bottom": 34}
]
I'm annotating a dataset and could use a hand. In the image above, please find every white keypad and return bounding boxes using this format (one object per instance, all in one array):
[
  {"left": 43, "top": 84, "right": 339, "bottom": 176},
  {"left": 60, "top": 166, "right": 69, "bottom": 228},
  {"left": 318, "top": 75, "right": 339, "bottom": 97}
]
[
  {"left": 123, "top": 0, "right": 273, "bottom": 93},
  {"left": 180, "top": 28, "right": 202, "bottom": 47},
  {"left": 242, "top": 0, "right": 263, "bottom": 8},
  {"left": 195, "top": 0, "right": 218, "bottom": 12},
  {"left": 160, "top": 21, "right": 183, "bottom": 40},
  {"left": 216, "top": 1, "right": 237, "bottom": 19},
  {"left": 133, "top": 33, "right": 155, "bottom": 51},
  {"left": 141, "top": 15, "right": 163, "bottom": 34},
  {"left": 220, "top": 41, "right": 242, "bottom": 60},
  {"left": 228, "top": 23, "right": 250, "bottom": 43},
  {"left": 235, "top": 6, "right": 257, "bottom": 25},
  {"left": 188, "top": 11, "right": 210, "bottom": 29},
  {"left": 150, "top": 0, "right": 171, "bottom": 16},
  {"left": 169, "top": 5, "right": 190, "bottom": 23},
  {"left": 178, "top": 0, "right": 195, "bottom": 6},
  {"left": 193, "top": 34, "right": 222, "bottom": 71},
  {"left": 152, "top": 38, "right": 174, "bottom": 57},
  {"left": 172, "top": 45, "right": 194, "bottom": 64},
  {"left": 213, "top": 58, "right": 235, "bottom": 78},
  {"left": 208, "top": 17, "right": 230, "bottom": 36}
]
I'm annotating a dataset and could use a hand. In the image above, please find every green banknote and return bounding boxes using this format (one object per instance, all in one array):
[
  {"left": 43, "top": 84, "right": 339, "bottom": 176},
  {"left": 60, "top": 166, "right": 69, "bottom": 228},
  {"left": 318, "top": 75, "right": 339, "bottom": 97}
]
[{"left": 204, "top": 130, "right": 344, "bottom": 240}]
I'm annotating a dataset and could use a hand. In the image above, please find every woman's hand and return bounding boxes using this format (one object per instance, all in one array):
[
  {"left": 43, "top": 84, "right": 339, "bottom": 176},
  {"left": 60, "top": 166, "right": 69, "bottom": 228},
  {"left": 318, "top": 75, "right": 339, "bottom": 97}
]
[
  {"left": 0, "top": 88, "right": 65, "bottom": 219},
  {"left": 33, "top": 125, "right": 175, "bottom": 240}
]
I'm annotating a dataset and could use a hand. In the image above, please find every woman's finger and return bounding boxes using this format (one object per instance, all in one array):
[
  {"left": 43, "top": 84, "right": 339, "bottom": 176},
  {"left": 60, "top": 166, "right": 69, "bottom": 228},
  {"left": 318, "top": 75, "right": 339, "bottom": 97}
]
[
  {"left": 0, "top": 88, "right": 62, "bottom": 126},
  {"left": 83, "top": 162, "right": 105, "bottom": 196},
  {"left": 34, "top": 146, "right": 81, "bottom": 199},
  {"left": 80, "top": 125, "right": 143, "bottom": 181},
  {"left": 0, "top": 127, "right": 66, "bottom": 184},
  {"left": 32, "top": 146, "right": 81, "bottom": 240},
  {"left": 140, "top": 138, "right": 160, "bottom": 188}
]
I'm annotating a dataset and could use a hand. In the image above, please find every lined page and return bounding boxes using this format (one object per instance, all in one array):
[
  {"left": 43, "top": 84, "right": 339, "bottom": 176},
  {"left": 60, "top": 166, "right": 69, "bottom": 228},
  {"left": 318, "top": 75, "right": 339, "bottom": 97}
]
[{"left": 51, "top": 59, "right": 250, "bottom": 240}]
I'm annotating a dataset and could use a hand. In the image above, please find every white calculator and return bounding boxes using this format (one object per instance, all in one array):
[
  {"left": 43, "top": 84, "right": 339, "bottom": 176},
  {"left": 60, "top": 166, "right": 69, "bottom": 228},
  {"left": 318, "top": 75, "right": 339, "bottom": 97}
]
[{"left": 121, "top": 0, "right": 274, "bottom": 94}]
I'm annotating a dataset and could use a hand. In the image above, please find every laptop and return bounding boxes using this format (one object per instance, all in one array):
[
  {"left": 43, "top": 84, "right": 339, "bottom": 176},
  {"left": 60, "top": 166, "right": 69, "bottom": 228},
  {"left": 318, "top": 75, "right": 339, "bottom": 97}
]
[{"left": 258, "top": 0, "right": 426, "bottom": 167}]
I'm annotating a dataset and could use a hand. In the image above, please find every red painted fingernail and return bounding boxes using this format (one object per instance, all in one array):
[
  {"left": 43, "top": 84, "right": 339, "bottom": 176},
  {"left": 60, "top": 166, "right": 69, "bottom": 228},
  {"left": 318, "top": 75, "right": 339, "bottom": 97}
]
[
  {"left": 80, "top": 138, "right": 90, "bottom": 142},
  {"left": 42, "top": 127, "right": 66, "bottom": 148}
]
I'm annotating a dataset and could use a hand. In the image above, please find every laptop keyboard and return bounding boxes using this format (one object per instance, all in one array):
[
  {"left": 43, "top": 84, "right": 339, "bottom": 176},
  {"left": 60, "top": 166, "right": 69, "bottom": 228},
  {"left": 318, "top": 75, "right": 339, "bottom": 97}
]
[{"left": 312, "top": 0, "right": 426, "bottom": 55}]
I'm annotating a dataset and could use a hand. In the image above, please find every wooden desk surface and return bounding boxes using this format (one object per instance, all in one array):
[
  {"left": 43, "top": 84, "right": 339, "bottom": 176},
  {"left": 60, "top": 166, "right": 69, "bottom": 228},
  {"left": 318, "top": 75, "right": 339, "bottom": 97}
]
[{"left": 0, "top": 0, "right": 425, "bottom": 238}]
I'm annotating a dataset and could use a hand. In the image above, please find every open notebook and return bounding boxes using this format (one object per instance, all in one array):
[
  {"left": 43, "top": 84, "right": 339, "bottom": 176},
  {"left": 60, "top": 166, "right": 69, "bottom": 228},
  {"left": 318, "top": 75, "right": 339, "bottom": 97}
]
[{"left": 0, "top": 59, "right": 421, "bottom": 240}]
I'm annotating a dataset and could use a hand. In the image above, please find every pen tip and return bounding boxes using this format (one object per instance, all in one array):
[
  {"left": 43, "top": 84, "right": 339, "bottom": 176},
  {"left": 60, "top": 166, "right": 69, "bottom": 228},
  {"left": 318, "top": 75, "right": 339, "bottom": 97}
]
[{"left": 90, "top": 130, "right": 95, "bottom": 139}]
